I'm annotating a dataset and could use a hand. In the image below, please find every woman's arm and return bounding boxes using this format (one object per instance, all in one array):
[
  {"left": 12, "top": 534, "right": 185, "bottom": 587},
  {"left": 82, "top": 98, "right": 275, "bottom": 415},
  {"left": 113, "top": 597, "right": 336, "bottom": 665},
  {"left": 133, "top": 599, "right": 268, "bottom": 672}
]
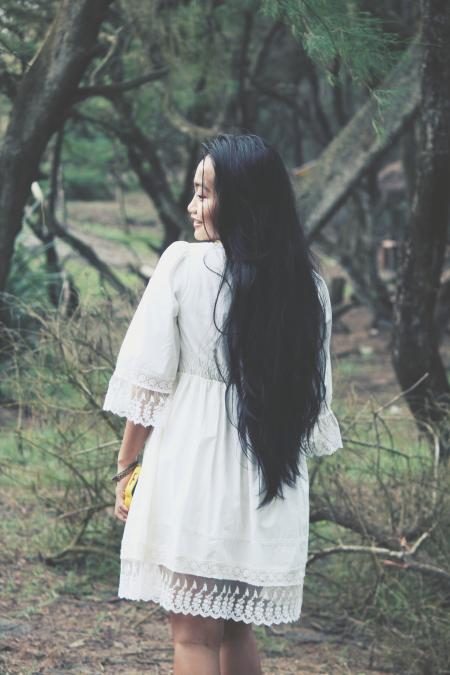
[
  {"left": 117, "top": 420, "right": 153, "bottom": 471},
  {"left": 114, "top": 421, "right": 152, "bottom": 522}
]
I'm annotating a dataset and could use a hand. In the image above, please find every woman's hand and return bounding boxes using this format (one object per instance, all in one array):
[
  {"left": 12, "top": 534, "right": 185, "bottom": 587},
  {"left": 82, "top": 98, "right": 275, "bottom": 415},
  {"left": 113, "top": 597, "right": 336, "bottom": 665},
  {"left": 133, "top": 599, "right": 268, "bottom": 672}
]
[
  {"left": 114, "top": 421, "right": 152, "bottom": 523},
  {"left": 114, "top": 476, "right": 130, "bottom": 523}
]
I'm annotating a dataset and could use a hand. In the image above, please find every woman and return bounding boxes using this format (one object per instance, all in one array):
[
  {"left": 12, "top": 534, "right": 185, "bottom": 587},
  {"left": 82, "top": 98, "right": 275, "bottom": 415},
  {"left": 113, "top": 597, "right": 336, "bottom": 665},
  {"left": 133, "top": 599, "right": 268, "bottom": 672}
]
[{"left": 103, "top": 133, "right": 343, "bottom": 674}]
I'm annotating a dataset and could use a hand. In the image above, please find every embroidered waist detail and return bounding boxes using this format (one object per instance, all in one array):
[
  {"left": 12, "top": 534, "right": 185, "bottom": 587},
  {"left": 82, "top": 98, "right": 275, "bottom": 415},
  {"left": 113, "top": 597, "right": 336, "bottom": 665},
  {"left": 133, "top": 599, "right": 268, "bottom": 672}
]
[{"left": 177, "top": 353, "right": 227, "bottom": 383}]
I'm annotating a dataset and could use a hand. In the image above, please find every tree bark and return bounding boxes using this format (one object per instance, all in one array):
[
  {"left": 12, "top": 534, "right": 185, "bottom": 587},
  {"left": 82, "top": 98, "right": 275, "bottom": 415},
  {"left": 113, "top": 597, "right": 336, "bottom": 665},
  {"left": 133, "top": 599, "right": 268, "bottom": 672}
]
[
  {"left": 296, "top": 41, "right": 421, "bottom": 239},
  {"left": 0, "top": 0, "right": 112, "bottom": 320},
  {"left": 391, "top": 0, "right": 450, "bottom": 454},
  {"left": 110, "top": 101, "right": 188, "bottom": 251},
  {"left": 336, "top": 173, "right": 393, "bottom": 325}
]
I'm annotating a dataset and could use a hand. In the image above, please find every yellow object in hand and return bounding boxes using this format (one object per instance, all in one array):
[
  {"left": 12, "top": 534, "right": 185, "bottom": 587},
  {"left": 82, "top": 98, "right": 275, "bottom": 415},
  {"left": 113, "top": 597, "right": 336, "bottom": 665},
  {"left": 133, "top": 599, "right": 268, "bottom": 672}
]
[{"left": 123, "top": 465, "right": 141, "bottom": 509}]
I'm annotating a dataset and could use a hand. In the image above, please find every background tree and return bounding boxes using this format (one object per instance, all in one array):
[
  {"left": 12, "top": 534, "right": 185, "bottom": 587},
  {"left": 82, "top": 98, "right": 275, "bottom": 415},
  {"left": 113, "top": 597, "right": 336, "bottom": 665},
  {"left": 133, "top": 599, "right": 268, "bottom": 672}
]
[
  {"left": 391, "top": 0, "right": 450, "bottom": 456},
  {"left": 0, "top": 0, "right": 113, "bottom": 320}
]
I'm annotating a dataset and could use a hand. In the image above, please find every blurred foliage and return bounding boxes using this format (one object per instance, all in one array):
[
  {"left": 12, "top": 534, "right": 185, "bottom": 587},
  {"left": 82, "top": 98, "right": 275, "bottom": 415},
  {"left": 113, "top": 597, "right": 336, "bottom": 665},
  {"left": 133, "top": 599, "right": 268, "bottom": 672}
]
[
  {"left": 61, "top": 128, "right": 116, "bottom": 201},
  {"left": 0, "top": 0, "right": 55, "bottom": 70},
  {"left": 2, "top": 233, "right": 58, "bottom": 333}
]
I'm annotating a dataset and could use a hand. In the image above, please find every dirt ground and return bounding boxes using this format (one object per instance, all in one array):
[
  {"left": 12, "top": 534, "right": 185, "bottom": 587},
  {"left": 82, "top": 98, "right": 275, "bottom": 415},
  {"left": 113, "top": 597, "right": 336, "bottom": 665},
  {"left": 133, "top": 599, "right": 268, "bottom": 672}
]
[
  {"left": 0, "top": 481, "right": 387, "bottom": 674},
  {"left": 0, "top": 514, "right": 387, "bottom": 675},
  {"left": 2, "top": 198, "right": 448, "bottom": 674}
]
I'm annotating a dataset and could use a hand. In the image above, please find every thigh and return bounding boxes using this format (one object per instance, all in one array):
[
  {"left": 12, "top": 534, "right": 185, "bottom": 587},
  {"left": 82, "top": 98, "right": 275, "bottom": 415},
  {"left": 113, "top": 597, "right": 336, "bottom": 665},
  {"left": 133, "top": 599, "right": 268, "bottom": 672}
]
[
  {"left": 223, "top": 618, "right": 254, "bottom": 640},
  {"left": 169, "top": 611, "right": 225, "bottom": 648}
]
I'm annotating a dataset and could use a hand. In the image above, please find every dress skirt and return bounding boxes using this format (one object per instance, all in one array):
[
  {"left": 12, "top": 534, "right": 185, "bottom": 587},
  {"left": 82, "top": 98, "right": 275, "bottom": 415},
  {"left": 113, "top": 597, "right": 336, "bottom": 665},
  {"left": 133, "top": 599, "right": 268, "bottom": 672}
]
[{"left": 113, "top": 371, "right": 310, "bottom": 626}]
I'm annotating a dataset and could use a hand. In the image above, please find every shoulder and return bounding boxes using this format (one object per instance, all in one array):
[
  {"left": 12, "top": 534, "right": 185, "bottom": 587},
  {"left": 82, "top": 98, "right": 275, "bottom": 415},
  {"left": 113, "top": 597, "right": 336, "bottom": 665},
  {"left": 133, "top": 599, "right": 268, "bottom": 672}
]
[
  {"left": 156, "top": 240, "right": 220, "bottom": 273},
  {"left": 157, "top": 241, "right": 223, "bottom": 285},
  {"left": 150, "top": 241, "right": 195, "bottom": 302},
  {"left": 166, "top": 241, "right": 223, "bottom": 269},
  {"left": 143, "top": 242, "right": 191, "bottom": 297},
  {"left": 153, "top": 241, "right": 192, "bottom": 276},
  {"left": 159, "top": 240, "right": 192, "bottom": 264}
]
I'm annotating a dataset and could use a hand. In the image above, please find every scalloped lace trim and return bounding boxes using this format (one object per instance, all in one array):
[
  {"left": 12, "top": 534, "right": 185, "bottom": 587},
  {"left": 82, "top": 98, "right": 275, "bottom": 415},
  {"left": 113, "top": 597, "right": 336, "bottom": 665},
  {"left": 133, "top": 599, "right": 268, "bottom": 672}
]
[
  {"left": 119, "top": 559, "right": 303, "bottom": 625},
  {"left": 307, "top": 406, "right": 343, "bottom": 457},
  {"left": 103, "top": 373, "right": 172, "bottom": 427}
]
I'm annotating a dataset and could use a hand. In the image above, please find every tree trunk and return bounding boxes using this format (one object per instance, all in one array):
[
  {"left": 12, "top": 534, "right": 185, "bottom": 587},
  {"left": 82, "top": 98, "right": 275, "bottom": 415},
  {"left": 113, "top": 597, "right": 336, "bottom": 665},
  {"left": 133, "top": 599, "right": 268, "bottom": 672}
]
[
  {"left": 391, "top": 0, "right": 450, "bottom": 456},
  {"left": 0, "top": 0, "right": 112, "bottom": 321},
  {"left": 338, "top": 175, "right": 393, "bottom": 326},
  {"left": 296, "top": 41, "right": 421, "bottom": 239}
]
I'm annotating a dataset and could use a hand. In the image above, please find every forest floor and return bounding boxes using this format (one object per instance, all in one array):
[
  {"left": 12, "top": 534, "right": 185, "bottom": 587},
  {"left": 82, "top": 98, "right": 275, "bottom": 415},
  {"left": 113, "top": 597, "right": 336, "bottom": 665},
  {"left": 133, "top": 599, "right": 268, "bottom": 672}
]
[
  {"left": 2, "top": 195, "right": 449, "bottom": 674},
  {"left": 0, "top": 491, "right": 388, "bottom": 675}
]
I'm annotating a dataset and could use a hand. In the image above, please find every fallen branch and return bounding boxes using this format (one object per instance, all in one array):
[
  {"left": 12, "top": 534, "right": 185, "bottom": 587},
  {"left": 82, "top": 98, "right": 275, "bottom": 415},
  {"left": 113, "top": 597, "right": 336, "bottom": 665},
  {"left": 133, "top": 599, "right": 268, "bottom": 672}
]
[
  {"left": 24, "top": 201, "right": 135, "bottom": 298},
  {"left": 307, "top": 531, "right": 450, "bottom": 582}
]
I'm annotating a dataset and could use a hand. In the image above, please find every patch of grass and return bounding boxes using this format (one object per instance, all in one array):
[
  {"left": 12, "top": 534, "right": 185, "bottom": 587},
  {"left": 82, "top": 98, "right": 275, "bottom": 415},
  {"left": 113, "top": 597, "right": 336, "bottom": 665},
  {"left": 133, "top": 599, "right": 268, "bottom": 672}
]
[
  {"left": 254, "top": 625, "right": 290, "bottom": 654},
  {"left": 77, "top": 220, "right": 160, "bottom": 249},
  {"left": 62, "top": 223, "right": 164, "bottom": 304}
]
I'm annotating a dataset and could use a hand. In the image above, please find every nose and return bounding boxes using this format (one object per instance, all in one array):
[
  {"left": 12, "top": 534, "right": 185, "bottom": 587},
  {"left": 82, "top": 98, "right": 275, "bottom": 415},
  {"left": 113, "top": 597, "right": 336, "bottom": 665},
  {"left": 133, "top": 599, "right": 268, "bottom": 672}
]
[{"left": 187, "top": 195, "right": 195, "bottom": 215}]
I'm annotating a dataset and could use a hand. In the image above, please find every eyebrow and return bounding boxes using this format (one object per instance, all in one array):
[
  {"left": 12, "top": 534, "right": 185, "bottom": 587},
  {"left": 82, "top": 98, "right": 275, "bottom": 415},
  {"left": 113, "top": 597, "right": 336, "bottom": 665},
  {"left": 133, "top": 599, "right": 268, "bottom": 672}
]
[{"left": 194, "top": 181, "right": 210, "bottom": 192}]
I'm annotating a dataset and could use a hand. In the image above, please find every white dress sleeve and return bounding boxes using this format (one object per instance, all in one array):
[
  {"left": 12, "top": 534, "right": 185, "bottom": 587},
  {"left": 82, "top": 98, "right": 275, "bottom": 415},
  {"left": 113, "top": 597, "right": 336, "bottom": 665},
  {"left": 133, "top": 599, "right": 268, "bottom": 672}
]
[
  {"left": 306, "top": 274, "right": 344, "bottom": 458},
  {"left": 102, "top": 241, "right": 190, "bottom": 427}
]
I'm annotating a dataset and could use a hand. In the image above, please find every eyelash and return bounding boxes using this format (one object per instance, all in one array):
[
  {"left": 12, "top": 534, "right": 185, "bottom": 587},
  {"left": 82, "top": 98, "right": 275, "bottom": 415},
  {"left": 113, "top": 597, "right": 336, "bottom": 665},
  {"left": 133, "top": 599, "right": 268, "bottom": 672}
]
[{"left": 194, "top": 191, "right": 205, "bottom": 200}]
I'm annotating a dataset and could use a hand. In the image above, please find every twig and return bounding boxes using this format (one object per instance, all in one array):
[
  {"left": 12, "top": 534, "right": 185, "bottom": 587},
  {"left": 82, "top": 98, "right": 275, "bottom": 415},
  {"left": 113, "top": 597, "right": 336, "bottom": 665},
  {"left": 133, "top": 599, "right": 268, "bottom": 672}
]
[{"left": 372, "top": 373, "right": 429, "bottom": 414}]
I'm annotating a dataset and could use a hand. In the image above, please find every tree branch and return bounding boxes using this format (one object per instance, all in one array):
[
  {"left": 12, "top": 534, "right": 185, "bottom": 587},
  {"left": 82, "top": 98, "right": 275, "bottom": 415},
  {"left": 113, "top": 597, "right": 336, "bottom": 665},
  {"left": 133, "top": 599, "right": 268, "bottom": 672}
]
[
  {"left": 307, "top": 532, "right": 450, "bottom": 583},
  {"left": 74, "top": 67, "right": 169, "bottom": 102}
]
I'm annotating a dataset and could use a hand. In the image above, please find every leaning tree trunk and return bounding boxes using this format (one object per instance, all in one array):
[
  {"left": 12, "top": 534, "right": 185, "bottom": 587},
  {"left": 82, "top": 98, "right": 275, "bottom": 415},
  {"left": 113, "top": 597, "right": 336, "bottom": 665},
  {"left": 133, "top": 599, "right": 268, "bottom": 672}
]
[
  {"left": 0, "top": 0, "right": 112, "bottom": 323},
  {"left": 296, "top": 41, "right": 421, "bottom": 239},
  {"left": 391, "top": 0, "right": 450, "bottom": 456}
]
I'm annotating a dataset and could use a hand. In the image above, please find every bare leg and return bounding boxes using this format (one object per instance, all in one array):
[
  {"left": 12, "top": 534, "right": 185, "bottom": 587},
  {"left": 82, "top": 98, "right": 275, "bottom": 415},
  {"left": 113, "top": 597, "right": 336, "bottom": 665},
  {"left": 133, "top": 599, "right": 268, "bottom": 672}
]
[
  {"left": 169, "top": 611, "right": 225, "bottom": 675},
  {"left": 219, "top": 619, "right": 263, "bottom": 675}
]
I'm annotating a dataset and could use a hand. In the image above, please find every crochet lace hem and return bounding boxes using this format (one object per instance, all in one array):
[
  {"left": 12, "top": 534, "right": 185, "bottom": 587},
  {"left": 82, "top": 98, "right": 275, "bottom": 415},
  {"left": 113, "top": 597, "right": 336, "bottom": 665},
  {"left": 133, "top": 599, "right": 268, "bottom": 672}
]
[
  {"left": 307, "top": 406, "right": 343, "bottom": 457},
  {"left": 118, "top": 559, "right": 303, "bottom": 626},
  {"left": 103, "top": 372, "right": 172, "bottom": 427}
]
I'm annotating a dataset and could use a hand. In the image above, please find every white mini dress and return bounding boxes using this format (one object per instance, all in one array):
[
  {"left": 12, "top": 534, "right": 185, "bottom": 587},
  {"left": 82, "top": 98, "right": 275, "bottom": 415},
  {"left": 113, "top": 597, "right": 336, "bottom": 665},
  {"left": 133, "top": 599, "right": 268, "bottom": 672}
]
[{"left": 103, "top": 240, "right": 343, "bottom": 625}]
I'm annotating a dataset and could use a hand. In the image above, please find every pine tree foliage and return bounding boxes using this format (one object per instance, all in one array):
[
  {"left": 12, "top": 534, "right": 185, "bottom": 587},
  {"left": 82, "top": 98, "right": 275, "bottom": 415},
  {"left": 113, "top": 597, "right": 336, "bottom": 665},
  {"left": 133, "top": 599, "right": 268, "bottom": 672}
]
[{"left": 260, "top": 0, "right": 402, "bottom": 85}]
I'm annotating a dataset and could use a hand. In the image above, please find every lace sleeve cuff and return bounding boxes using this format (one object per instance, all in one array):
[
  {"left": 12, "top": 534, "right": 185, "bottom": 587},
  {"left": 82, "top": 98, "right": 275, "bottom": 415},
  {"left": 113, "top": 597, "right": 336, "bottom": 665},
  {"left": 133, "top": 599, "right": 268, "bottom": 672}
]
[
  {"left": 306, "top": 406, "right": 343, "bottom": 458},
  {"left": 102, "top": 372, "right": 173, "bottom": 427}
]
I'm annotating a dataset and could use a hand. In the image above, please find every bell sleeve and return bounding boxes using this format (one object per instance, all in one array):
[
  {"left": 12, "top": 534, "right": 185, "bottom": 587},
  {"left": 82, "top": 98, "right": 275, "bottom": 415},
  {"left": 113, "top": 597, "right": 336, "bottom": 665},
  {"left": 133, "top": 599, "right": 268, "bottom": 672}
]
[
  {"left": 306, "top": 274, "right": 344, "bottom": 458},
  {"left": 102, "top": 241, "right": 190, "bottom": 428}
]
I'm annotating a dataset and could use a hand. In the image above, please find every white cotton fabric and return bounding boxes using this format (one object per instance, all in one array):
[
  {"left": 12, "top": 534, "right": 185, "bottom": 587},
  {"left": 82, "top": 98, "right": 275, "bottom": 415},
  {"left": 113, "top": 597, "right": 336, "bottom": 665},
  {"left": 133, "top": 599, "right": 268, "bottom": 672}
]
[{"left": 103, "top": 240, "right": 343, "bottom": 625}]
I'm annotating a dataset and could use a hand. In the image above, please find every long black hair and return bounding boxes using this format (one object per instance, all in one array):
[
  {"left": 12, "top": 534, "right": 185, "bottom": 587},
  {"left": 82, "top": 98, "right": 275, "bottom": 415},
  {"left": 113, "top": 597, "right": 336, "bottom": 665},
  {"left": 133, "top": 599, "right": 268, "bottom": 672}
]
[{"left": 199, "top": 133, "right": 327, "bottom": 509}]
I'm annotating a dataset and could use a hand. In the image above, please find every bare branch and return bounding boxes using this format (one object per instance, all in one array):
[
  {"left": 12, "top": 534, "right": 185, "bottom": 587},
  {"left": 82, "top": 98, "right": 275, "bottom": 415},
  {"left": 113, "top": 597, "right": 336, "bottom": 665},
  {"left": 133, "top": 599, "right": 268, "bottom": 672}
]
[
  {"left": 307, "top": 531, "right": 450, "bottom": 583},
  {"left": 74, "top": 67, "right": 169, "bottom": 103},
  {"left": 162, "top": 82, "right": 226, "bottom": 142}
]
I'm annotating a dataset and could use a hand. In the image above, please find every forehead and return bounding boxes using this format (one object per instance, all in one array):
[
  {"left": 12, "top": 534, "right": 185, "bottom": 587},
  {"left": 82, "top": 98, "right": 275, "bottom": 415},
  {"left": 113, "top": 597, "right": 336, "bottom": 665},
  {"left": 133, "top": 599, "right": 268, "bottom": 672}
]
[{"left": 194, "top": 156, "right": 215, "bottom": 188}]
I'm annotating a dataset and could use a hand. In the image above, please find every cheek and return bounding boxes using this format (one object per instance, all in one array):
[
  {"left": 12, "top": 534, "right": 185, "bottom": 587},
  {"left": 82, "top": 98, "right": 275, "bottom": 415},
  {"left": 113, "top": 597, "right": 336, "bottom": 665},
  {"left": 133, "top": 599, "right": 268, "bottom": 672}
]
[{"left": 204, "top": 198, "right": 215, "bottom": 219}]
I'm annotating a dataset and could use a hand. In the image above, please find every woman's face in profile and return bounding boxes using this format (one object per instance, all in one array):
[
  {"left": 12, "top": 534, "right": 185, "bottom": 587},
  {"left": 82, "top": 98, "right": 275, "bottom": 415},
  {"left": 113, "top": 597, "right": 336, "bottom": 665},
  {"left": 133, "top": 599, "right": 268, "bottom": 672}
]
[{"left": 187, "top": 155, "right": 220, "bottom": 242}]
